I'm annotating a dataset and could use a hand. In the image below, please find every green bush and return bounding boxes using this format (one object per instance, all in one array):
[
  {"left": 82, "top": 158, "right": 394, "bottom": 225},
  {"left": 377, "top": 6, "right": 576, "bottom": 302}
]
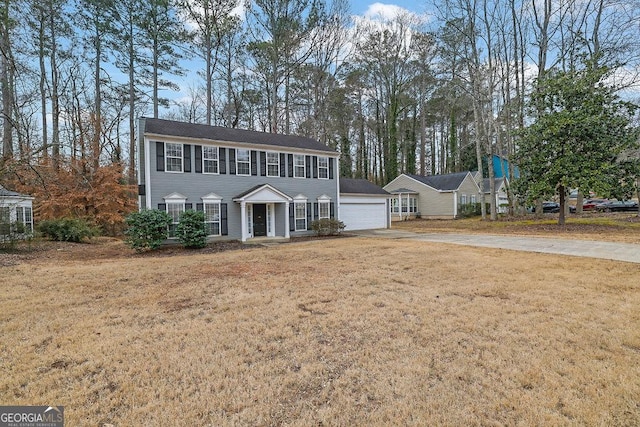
[
  {"left": 176, "top": 210, "right": 207, "bottom": 249},
  {"left": 38, "top": 218, "right": 97, "bottom": 242},
  {"left": 458, "top": 202, "right": 491, "bottom": 218},
  {"left": 310, "top": 218, "right": 345, "bottom": 236},
  {"left": 124, "top": 209, "right": 172, "bottom": 252}
]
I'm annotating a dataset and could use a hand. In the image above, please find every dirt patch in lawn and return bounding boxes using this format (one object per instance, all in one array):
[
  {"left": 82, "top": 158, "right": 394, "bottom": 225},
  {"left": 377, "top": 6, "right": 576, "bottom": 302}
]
[{"left": 1, "top": 237, "right": 639, "bottom": 425}]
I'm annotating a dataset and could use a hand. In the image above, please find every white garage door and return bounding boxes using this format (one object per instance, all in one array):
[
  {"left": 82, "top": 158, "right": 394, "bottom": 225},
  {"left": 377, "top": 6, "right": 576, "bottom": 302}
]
[{"left": 340, "top": 196, "right": 388, "bottom": 231}]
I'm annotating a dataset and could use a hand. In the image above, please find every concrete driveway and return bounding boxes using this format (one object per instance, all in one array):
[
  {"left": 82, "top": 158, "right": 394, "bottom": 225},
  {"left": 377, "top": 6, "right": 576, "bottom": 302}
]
[{"left": 353, "top": 229, "right": 640, "bottom": 264}]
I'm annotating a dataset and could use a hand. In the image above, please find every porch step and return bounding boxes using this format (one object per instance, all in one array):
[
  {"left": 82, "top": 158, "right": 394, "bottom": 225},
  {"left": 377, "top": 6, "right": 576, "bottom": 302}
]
[{"left": 244, "top": 236, "right": 290, "bottom": 245}]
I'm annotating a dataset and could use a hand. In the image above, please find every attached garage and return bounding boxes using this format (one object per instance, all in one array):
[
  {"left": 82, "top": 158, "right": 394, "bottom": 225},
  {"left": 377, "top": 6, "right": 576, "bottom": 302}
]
[{"left": 339, "top": 178, "right": 391, "bottom": 231}]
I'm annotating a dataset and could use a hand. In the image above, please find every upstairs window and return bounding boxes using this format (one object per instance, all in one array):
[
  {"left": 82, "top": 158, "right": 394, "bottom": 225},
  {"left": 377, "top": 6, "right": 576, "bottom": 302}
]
[
  {"left": 294, "top": 154, "right": 305, "bottom": 178},
  {"left": 267, "top": 152, "right": 279, "bottom": 177},
  {"left": 236, "top": 149, "right": 250, "bottom": 175},
  {"left": 318, "top": 157, "right": 329, "bottom": 179},
  {"left": 203, "top": 146, "right": 219, "bottom": 174},
  {"left": 165, "top": 143, "right": 183, "bottom": 172}
]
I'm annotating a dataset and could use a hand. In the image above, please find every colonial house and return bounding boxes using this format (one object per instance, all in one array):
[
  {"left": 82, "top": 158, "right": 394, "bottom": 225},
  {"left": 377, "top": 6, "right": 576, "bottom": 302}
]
[
  {"left": 0, "top": 185, "right": 34, "bottom": 240},
  {"left": 137, "top": 118, "right": 342, "bottom": 242},
  {"left": 383, "top": 172, "right": 481, "bottom": 220}
]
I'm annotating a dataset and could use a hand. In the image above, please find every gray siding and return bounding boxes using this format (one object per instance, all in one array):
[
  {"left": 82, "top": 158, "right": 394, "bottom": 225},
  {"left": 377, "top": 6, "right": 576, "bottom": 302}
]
[{"left": 144, "top": 137, "right": 339, "bottom": 239}]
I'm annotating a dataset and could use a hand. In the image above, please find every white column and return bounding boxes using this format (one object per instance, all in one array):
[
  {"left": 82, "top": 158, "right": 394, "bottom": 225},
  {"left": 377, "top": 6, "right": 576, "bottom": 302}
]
[
  {"left": 284, "top": 202, "right": 290, "bottom": 239},
  {"left": 453, "top": 191, "right": 458, "bottom": 218},
  {"left": 240, "top": 201, "right": 247, "bottom": 242}
]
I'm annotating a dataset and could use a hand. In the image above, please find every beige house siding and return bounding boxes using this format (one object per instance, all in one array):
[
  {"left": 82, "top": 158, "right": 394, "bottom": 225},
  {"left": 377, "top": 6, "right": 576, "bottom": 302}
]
[{"left": 385, "top": 173, "right": 482, "bottom": 219}]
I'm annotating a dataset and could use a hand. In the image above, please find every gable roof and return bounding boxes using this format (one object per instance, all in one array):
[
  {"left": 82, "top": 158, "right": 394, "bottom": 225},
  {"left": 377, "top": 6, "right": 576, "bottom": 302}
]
[
  {"left": 480, "top": 178, "right": 506, "bottom": 193},
  {"left": 406, "top": 172, "right": 471, "bottom": 191},
  {"left": 0, "top": 185, "right": 32, "bottom": 198},
  {"left": 142, "top": 117, "right": 337, "bottom": 154},
  {"left": 340, "top": 178, "right": 390, "bottom": 196}
]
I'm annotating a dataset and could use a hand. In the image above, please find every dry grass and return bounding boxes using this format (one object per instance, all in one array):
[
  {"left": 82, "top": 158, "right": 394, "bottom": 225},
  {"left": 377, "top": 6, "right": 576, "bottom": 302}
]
[
  {"left": 1, "top": 237, "right": 639, "bottom": 426},
  {"left": 394, "top": 213, "right": 640, "bottom": 243}
]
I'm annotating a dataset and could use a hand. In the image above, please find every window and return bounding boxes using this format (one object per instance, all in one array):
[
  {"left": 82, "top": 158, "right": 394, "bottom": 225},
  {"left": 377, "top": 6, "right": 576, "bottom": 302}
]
[
  {"left": 294, "top": 202, "right": 306, "bottom": 231},
  {"left": 318, "top": 201, "right": 330, "bottom": 219},
  {"left": 0, "top": 206, "right": 9, "bottom": 235},
  {"left": 318, "top": 157, "right": 329, "bottom": 179},
  {"left": 165, "top": 143, "right": 183, "bottom": 172},
  {"left": 166, "top": 202, "right": 184, "bottom": 237},
  {"left": 203, "top": 146, "right": 219, "bottom": 174},
  {"left": 391, "top": 198, "right": 399, "bottom": 213},
  {"left": 294, "top": 154, "right": 305, "bottom": 178},
  {"left": 471, "top": 194, "right": 477, "bottom": 204},
  {"left": 236, "top": 149, "right": 250, "bottom": 175},
  {"left": 461, "top": 194, "right": 468, "bottom": 205},
  {"left": 204, "top": 202, "right": 221, "bottom": 236},
  {"left": 16, "top": 206, "right": 33, "bottom": 233},
  {"left": 267, "top": 152, "right": 279, "bottom": 177}
]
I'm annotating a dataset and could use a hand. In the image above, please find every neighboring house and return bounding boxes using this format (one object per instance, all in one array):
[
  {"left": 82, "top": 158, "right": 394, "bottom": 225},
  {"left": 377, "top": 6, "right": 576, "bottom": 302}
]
[
  {"left": 479, "top": 177, "right": 509, "bottom": 214},
  {"left": 138, "top": 118, "right": 341, "bottom": 242},
  {"left": 0, "top": 185, "right": 34, "bottom": 240},
  {"left": 384, "top": 172, "right": 481, "bottom": 219},
  {"left": 339, "top": 178, "right": 391, "bottom": 231}
]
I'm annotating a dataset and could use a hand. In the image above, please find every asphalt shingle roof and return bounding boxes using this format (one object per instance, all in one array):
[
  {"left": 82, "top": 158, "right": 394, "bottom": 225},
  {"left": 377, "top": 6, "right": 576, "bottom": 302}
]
[
  {"left": 143, "top": 118, "right": 337, "bottom": 154},
  {"left": 406, "top": 172, "right": 470, "bottom": 191},
  {"left": 340, "top": 178, "right": 390, "bottom": 195},
  {"left": 480, "top": 178, "right": 505, "bottom": 193}
]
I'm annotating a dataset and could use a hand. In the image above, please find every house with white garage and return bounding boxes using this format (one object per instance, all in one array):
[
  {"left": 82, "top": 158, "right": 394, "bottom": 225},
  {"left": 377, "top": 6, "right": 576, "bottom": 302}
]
[
  {"left": 138, "top": 118, "right": 389, "bottom": 242},
  {"left": 384, "top": 172, "right": 481, "bottom": 220},
  {"left": 479, "top": 177, "right": 509, "bottom": 214},
  {"left": 339, "top": 178, "right": 391, "bottom": 231},
  {"left": 0, "top": 185, "right": 34, "bottom": 241}
]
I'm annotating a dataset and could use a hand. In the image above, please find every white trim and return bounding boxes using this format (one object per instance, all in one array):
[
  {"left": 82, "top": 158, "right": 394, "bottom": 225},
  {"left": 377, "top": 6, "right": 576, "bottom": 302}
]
[
  {"left": 294, "top": 201, "right": 307, "bottom": 231},
  {"left": 236, "top": 148, "right": 251, "bottom": 176},
  {"left": 202, "top": 145, "right": 220, "bottom": 174},
  {"left": 317, "top": 156, "right": 329, "bottom": 179},
  {"left": 233, "top": 184, "right": 293, "bottom": 203},
  {"left": 293, "top": 154, "right": 305, "bottom": 178},
  {"left": 201, "top": 192, "right": 223, "bottom": 201},
  {"left": 266, "top": 151, "right": 280, "bottom": 177},
  {"left": 165, "top": 142, "right": 184, "bottom": 173},
  {"left": 144, "top": 138, "right": 152, "bottom": 209}
]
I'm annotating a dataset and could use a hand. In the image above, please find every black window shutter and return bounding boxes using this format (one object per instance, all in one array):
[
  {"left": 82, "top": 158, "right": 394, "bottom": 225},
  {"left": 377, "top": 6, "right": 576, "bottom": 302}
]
[
  {"left": 158, "top": 203, "right": 166, "bottom": 211},
  {"left": 305, "top": 155, "right": 311, "bottom": 178},
  {"left": 251, "top": 150, "right": 258, "bottom": 176},
  {"left": 313, "top": 156, "right": 318, "bottom": 178},
  {"left": 138, "top": 185, "right": 145, "bottom": 196},
  {"left": 280, "top": 153, "right": 286, "bottom": 177},
  {"left": 329, "top": 157, "right": 334, "bottom": 179},
  {"left": 185, "top": 202, "right": 193, "bottom": 210},
  {"left": 219, "top": 148, "right": 226, "bottom": 174},
  {"left": 183, "top": 144, "right": 192, "bottom": 172},
  {"left": 289, "top": 204, "right": 295, "bottom": 232},
  {"left": 195, "top": 145, "right": 202, "bottom": 173},
  {"left": 196, "top": 203, "right": 204, "bottom": 212},
  {"left": 229, "top": 149, "right": 236, "bottom": 175},
  {"left": 156, "top": 142, "right": 165, "bottom": 171},
  {"left": 330, "top": 202, "right": 335, "bottom": 218},
  {"left": 306, "top": 203, "right": 312, "bottom": 230},
  {"left": 260, "top": 151, "right": 266, "bottom": 176},
  {"left": 314, "top": 202, "right": 319, "bottom": 220},
  {"left": 288, "top": 154, "right": 293, "bottom": 177},
  {"left": 221, "top": 203, "right": 228, "bottom": 235}
]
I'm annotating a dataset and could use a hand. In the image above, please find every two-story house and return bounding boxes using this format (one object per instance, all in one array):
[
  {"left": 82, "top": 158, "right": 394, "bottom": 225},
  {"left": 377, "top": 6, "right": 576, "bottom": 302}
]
[{"left": 138, "top": 118, "right": 340, "bottom": 242}]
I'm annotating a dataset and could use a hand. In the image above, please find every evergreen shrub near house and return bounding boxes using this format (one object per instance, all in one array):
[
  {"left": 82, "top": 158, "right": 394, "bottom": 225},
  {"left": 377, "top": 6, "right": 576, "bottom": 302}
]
[
  {"left": 176, "top": 210, "right": 207, "bottom": 249},
  {"left": 458, "top": 203, "right": 491, "bottom": 218},
  {"left": 124, "top": 209, "right": 172, "bottom": 252},
  {"left": 38, "top": 218, "right": 97, "bottom": 242},
  {"left": 310, "top": 218, "right": 345, "bottom": 236}
]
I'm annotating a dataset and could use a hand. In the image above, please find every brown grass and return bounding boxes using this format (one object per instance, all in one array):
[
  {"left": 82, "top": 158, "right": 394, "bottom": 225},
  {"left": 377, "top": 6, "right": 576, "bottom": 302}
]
[
  {"left": 394, "top": 213, "right": 640, "bottom": 243},
  {"left": 1, "top": 237, "right": 639, "bottom": 426}
]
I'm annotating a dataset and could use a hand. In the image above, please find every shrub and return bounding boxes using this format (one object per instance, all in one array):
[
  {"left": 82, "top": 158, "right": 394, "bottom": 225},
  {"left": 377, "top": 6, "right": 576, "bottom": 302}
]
[
  {"left": 124, "top": 209, "right": 172, "bottom": 252},
  {"left": 38, "top": 218, "right": 97, "bottom": 242},
  {"left": 176, "top": 210, "right": 207, "bottom": 249},
  {"left": 310, "top": 218, "right": 345, "bottom": 236}
]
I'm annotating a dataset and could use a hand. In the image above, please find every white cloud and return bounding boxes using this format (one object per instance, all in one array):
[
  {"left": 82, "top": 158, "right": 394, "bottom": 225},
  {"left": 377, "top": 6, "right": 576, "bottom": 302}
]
[{"left": 363, "top": 3, "right": 407, "bottom": 21}]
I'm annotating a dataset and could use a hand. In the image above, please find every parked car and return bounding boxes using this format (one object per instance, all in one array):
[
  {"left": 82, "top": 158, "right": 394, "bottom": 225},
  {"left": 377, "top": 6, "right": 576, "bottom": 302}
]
[
  {"left": 595, "top": 200, "right": 639, "bottom": 212},
  {"left": 532, "top": 202, "right": 560, "bottom": 213},
  {"left": 569, "top": 198, "right": 608, "bottom": 213}
]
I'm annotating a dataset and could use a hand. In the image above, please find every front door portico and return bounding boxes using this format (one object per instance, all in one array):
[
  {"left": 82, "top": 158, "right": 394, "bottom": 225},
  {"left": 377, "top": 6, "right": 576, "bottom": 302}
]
[{"left": 233, "top": 184, "right": 293, "bottom": 242}]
